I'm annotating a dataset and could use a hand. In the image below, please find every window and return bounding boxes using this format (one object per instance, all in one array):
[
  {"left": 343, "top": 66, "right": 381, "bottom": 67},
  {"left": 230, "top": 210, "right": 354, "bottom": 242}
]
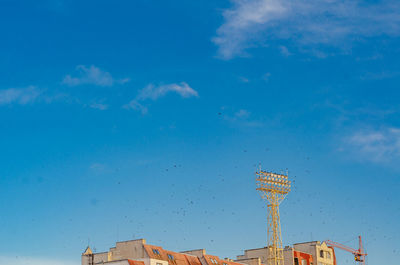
[
  {"left": 326, "top": 252, "right": 331, "bottom": 259},
  {"left": 294, "top": 258, "right": 299, "bottom": 265},
  {"left": 319, "top": 250, "right": 324, "bottom": 258},
  {"left": 210, "top": 258, "right": 218, "bottom": 264},
  {"left": 301, "top": 259, "right": 307, "bottom": 265},
  {"left": 157, "top": 263, "right": 162, "bottom": 265},
  {"left": 153, "top": 249, "right": 160, "bottom": 255},
  {"left": 168, "top": 254, "right": 175, "bottom": 260}
]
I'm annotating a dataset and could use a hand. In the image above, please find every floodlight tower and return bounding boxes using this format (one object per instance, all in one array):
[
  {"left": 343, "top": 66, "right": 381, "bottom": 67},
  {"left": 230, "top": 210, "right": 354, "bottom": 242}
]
[{"left": 256, "top": 169, "right": 291, "bottom": 265}]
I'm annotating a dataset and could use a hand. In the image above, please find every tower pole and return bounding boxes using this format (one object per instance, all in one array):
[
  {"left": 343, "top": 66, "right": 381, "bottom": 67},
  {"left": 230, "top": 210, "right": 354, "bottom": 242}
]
[{"left": 256, "top": 170, "right": 291, "bottom": 265}]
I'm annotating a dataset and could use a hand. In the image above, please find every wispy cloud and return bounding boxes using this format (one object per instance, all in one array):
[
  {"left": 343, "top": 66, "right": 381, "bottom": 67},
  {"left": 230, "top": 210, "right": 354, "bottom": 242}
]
[
  {"left": 124, "top": 82, "right": 198, "bottom": 114},
  {"left": 222, "top": 108, "right": 264, "bottom": 127},
  {"left": 213, "top": 0, "right": 400, "bottom": 59},
  {"left": 63, "top": 65, "right": 130, "bottom": 87},
  {"left": 124, "top": 100, "right": 148, "bottom": 114},
  {"left": 0, "top": 86, "right": 41, "bottom": 105},
  {"left": 262, "top": 72, "right": 271, "bottom": 81},
  {"left": 238, "top": 76, "right": 250, "bottom": 83},
  {"left": 235, "top": 109, "right": 251, "bottom": 118},
  {"left": 89, "top": 162, "right": 109, "bottom": 174},
  {"left": 89, "top": 102, "right": 108, "bottom": 110},
  {"left": 90, "top": 162, "right": 106, "bottom": 170},
  {"left": 279, "top": 45, "right": 291, "bottom": 57},
  {"left": 136, "top": 82, "right": 198, "bottom": 100},
  {"left": 343, "top": 127, "right": 400, "bottom": 163},
  {"left": 360, "top": 71, "right": 400, "bottom": 80},
  {"left": 0, "top": 255, "right": 78, "bottom": 265}
]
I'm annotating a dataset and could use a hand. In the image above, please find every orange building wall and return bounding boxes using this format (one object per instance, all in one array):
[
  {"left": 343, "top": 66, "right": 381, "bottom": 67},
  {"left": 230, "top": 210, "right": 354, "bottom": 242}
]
[
  {"left": 293, "top": 250, "right": 313, "bottom": 265},
  {"left": 328, "top": 247, "right": 337, "bottom": 265}
]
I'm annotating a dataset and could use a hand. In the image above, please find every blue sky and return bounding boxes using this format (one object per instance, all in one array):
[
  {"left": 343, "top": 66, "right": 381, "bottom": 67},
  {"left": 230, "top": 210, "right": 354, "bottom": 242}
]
[{"left": 0, "top": 0, "right": 399, "bottom": 264}]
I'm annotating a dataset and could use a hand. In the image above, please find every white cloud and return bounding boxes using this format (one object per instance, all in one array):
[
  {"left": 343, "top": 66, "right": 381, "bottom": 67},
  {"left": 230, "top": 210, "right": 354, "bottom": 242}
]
[
  {"left": 89, "top": 102, "right": 108, "bottom": 110},
  {"left": 63, "top": 65, "right": 130, "bottom": 87},
  {"left": 213, "top": 0, "right": 400, "bottom": 59},
  {"left": 137, "top": 82, "right": 198, "bottom": 100},
  {"left": 235, "top": 109, "right": 251, "bottom": 118},
  {"left": 0, "top": 86, "right": 41, "bottom": 105},
  {"left": 0, "top": 255, "right": 78, "bottom": 265},
  {"left": 344, "top": 127, "right": 400, "bottom": 163},
  {"left": 124, "top": 82, "right": 198, "bottom": 114},
  {"left": 123, "top": 100, "right": 148, "bottom": 114},
  {"left": 239, "top": 76, "right": 250, "bottom": 83},
  {"left": 223, "top": 108, "right": 264, "bottom": 127}
]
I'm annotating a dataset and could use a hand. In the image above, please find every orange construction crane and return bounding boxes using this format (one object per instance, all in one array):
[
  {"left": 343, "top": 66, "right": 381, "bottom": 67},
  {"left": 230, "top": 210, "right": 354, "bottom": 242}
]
[{"left": 326, "top": 236, "right": 367, "bottom": 265}]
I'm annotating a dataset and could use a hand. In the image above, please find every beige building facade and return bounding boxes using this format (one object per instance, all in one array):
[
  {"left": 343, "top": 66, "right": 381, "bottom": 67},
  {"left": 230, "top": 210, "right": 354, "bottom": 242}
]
[
  {"left": 293, "top": 241, "right": 335, "bottom": 265},
  {"left": 235, "top": 246, "right": 293, "bottom": 265},
  {"left": 235, "top": 245, "right": 313, "bottom": 265},
  {"left": 82, "top": 239, "right": 333, "bottom": 265},
  {"left": 82, "top": 238, "right": 246, "bottom": 265}
]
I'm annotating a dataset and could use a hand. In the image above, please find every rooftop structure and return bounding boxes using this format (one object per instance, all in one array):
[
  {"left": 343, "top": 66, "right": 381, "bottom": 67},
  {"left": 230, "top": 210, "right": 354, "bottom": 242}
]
[
  {"left": 82, "top": 238, "right": 334, "bottom": 265},
  {"left": 82, "top": 239, "right": 247, "bottom": 265},
  {"left": 235, "top": 245, "right": 313, "bottom": 265}
]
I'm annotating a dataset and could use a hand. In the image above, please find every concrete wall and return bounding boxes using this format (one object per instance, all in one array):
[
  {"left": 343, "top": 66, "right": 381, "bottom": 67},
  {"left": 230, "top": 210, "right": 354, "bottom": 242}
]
[
  {"left": 109, "top": 239, "right": 147, "bottom": 261},
  {"left": 102, "top": 260, "right": 130, "bottom": 265},
  {"left": 240, "top": 248, "right": 269, "bottom": 264},
  {"left": 293, "top": 242, "right": 317, "bottom": 264},
  {"left": 235, "top": 257, "right": 261, "bottom": 265},
  {"left": 82, "top": 239, "right": 148, "bottom": 265},
  {"left": 181, "top": 249, "right": 206, "bottom": 257},
  {"left": 283, "top": 248, "right": 294, "bottom": 265},
  {"left": 90, "top": 258, "right": 168, "bottom": 265},
  {"left": 235, "top": 247, "right": 296, "bottom": 265},
  {"left": 81, "top": 252, "right": 108, "bottom": 265}
]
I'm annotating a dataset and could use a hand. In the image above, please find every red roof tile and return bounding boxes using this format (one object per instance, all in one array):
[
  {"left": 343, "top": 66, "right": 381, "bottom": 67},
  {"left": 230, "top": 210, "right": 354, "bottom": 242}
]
[
  {"left": 203, "top": 255, "right": 244, "bottom": 265},
  {"left": 128, "top": 260, "right": 146, "bottom": 265},
  {"left": 144, "top": 244, "right": 202, "bottom": 265},
  {"left": 143, "top": 244, "right": 239, "bottom": 265}
]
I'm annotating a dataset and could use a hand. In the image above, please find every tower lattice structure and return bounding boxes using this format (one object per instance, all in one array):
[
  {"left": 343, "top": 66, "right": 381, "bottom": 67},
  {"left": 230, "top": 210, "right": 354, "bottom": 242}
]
[{"left": 256, "top": 170, "right": 291, "bottom": 265}]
